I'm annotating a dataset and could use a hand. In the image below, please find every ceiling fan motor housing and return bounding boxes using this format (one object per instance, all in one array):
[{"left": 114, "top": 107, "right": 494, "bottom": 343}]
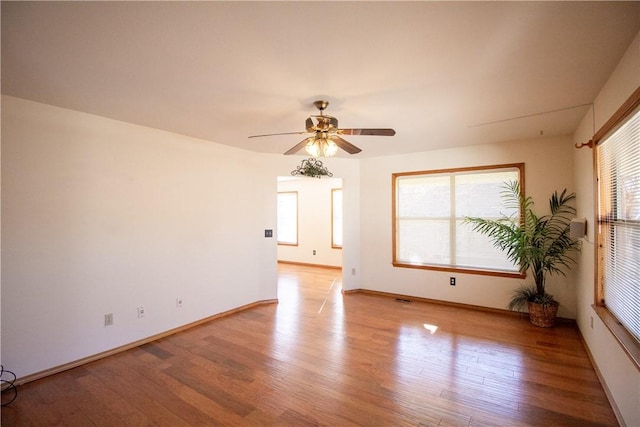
[{"left": 306, "top": 116, "right": 338, "bottom": 133}]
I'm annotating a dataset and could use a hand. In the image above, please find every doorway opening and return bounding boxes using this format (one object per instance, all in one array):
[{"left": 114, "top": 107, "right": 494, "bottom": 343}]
[
  {"left": 276, "top": 176, "right": 343, "bottom": 268},
  {"left": 276, "top": 176, "right": 344, "bottom": 298}
]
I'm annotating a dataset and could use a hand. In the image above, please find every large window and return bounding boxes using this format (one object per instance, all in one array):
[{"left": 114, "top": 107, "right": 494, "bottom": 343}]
[
  {"left": 596, "top": 105, "right": 640, "bottom": 349},
  {"left": 393, "top": 164, "right": 524, "bottom": 276},
  {"left": 277, "top": 192, "right": 298, "bottom": 245},
  {"left": 332, "top": 188, "right": 343, "bottom": 248}
]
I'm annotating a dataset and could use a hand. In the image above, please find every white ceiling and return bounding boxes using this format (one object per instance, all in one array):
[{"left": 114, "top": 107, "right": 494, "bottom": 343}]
[{"left": 2, "top": 1, "right": 639, "bottom": 158}]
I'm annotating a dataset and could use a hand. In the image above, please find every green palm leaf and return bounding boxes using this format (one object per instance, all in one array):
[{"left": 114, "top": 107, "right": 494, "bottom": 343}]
[{"left": 464, "top": 181, "right": 581, "bottom": 309}]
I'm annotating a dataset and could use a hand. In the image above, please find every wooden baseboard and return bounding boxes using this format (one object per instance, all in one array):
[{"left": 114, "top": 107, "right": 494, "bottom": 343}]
[
  {"left": 576, "top": 322, "right": 624, "bottom": 426},
  {"left": 343, "top": 288, "right": 575, "bottom": 324},
  {"left": 278, "top": 260, "right": 342, "bottom": 270},
  {"left": 14, "top": 298, "right": 279, "bottom": 386},
  {"left": 343, "top": 288, "right": 517, "bottom": 317}
]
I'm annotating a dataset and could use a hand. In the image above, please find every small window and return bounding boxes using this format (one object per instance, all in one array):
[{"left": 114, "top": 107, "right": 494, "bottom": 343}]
[
  {"left": 332, "top": 188, "right": 343, "bottom": 248},
  {"left": 393, "top": 164, "right": 524, "bottom": 277},
  {"left": 277, "top": 191, "right": 298, "bottom": 245}
]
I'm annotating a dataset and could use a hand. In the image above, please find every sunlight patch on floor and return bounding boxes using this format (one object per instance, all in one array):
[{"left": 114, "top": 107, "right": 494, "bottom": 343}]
[{"left": 423, "top": 323, "right": 439, "bottom": 334}]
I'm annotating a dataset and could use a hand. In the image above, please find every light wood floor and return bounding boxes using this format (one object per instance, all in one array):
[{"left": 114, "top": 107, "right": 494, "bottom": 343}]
[{"left": 2, "top": 264, "right": 617, "bottom": 426}]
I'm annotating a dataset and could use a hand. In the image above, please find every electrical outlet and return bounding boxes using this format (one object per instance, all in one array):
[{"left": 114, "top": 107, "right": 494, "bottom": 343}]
[
  {"left": 313, "top": 250, "right": 316, "bottom": 255},
  {"left": 176, "top": 298, "right": 183, "bottom": 308},
  {"left": 104, "top": 313, "right": 113, "bottom": 326},
  {"left": 450, "top": 277, "right": 456, "bottom": 286},
  {"left": 137, "top": 306, "right": 145, "bottom": 318}
]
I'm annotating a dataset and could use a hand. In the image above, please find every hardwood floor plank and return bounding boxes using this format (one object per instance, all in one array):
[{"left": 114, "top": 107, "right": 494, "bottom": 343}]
[
  {"left": 88, "top": 356, "right": 212, "bottom": 425},
  {"left": 75, "top": 368, "right": 153, "bottom": 426},
  {"left": 3, "top": 264, "right": 618, "bottom": 426},
  {"left": 152, "top": 369, "right": 250, "bottom": 425}
]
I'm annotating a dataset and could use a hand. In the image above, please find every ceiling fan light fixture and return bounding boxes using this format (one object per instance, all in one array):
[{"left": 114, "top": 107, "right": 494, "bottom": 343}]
[
  {"left": 323, "top": 139, "right": 338, "bottom": 157},
  {"left": 305, "top": 139, "right": 321, "bottom": 157},
  {"left": 305, "top": 136, "right": 338, "bottom": 157}
]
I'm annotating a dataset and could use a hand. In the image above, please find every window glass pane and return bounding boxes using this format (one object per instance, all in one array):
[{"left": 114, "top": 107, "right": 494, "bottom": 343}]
[
  {"left": 332, "top": 189, "right": 343, "bottom": 248},
  {"left": 454, "top": 170, "right": 520, "bottom": 272},
  {"left": 456, "top": 221, "right": 518, "bottom": 272},
  {"left": 277, "top": 192, "right": 297, "bottom": 245},
  {"left": 602, "top": 223, "right": 640, "bottom": 342},
  {"left": 397, "top": 220, "right": 450, "bottom": 266},
  {"left": 398, "top": 175, "right": 450, "bottom": 218},
  {"left": 456, "top": 171, "right": 520, "bottom": 218}
]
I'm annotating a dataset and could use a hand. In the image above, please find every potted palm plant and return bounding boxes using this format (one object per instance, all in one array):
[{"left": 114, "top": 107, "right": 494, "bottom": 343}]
[{"left": 464, "top": 181, "right": 581, "bottom": 327}]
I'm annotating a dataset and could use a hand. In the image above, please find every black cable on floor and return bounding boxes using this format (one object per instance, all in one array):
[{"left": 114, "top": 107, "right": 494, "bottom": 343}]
[{"left": 1, "top": 365, "right": 18, "bottom": 406}]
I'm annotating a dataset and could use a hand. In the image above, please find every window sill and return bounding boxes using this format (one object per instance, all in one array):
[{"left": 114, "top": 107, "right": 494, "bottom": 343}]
[
  {"left": 592, "top": 304, "right": 640, "bottom": 371},
  {"left": 392, "top": 261, "right": 525, "bottom": 279}
]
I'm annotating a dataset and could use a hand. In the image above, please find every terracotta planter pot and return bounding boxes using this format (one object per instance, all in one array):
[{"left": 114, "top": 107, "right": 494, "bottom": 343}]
[{"left": 527, "top": 301, "right": 559, "bottom": 327}]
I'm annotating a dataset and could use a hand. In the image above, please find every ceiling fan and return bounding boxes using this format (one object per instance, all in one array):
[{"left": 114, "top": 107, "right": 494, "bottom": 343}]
[{"left": 248, "top": 100, "right": 396, "bottom": 157}]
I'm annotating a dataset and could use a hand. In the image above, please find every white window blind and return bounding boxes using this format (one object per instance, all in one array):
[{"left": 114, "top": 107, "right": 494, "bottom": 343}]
[
  {"left": 277, "top": 192, "right": 298, "bottom": 245},
  {"left": 393, "top": 165, "right": 522, "bottom": 275},
  {"left": 597, "top": 107, "right": 640, "bottom": 343}
]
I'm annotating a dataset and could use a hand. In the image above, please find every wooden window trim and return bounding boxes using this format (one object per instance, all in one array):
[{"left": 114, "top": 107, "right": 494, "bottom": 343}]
[
  {"left": 392, "top": 163, "right": 525, "bottom": 278},
  {"left": 592, "top": 86, "right": 640, "bottom": 370},
  {"left": 592, "top": 86, "right": 640, "bottom": 147}
]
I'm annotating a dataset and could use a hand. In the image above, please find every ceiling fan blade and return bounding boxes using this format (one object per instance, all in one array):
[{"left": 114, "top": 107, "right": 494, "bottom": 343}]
[
  {"left": 337, "top": 128, "right": 396, "bottom": 136},
  {"left": 332, "top": 136, "right": 362, "bottom": 154},
  {"left": 284, "top": 137, "right": 314, "bottom": 155},
  {"left": 248, "top": 131, "right": 309, "bottom": 138}
]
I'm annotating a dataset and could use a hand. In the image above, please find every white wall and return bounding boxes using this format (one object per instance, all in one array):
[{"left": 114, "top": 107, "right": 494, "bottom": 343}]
[
  {"left": 1, "top": 96, "right": 282, "bottom": 378},
  {"left": 357, "top": 136, "right": 577, "bottom": 318},
  {"left": 573, "top": 31, "right": 640, "bottom": 427},
  {"left": 0, "top": 96, "right": 363, "bottom": 379},
  {"left": 277, "top": 177, "right": 343, "bottom": 268}
]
